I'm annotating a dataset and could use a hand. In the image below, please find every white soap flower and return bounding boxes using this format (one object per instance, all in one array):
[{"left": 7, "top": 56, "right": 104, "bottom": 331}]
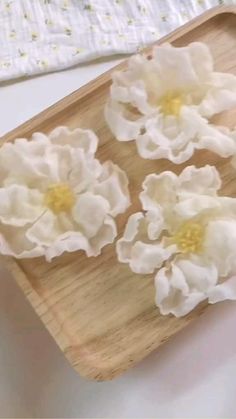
[
  {"left": 105, "top": 42, "right": 236, "bottom": 163},
  {"left": 117, "top": 165, "right": 236, "bottom": 317},
  {"left": 0, "top": 127, "right": 130, "bottom": 261}
]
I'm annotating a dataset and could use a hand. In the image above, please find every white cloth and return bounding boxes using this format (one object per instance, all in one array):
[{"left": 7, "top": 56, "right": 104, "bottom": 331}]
[{"left": 0, "top": 0, "right": 235, "bottom": 82}]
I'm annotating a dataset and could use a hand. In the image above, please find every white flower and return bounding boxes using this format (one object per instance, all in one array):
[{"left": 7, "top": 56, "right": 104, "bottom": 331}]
[
  {"left": 105, "top": 42, "right": 236, "bottom": 163},
  {"left": 0, "top": 127, "right": 130, "bottom": 261},
  {"left": 116, "top": 165, "right": 236, "bottom": 317}
]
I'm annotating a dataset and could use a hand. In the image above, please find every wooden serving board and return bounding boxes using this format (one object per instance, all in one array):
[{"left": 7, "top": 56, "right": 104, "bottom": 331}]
[{"left": 1, "top": 5, "right": 236, "bottom": 381}]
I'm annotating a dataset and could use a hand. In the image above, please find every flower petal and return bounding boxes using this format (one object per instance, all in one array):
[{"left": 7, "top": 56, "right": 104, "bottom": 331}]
[
  {"left": 130, "top": 241, "right": 173, "bottom": 274},
  {"left": 136, "top": 108, "right": 199, "bottom": 164},
  {"left": 49, "top": 126, "right": 98, "bottom": 155},
  {"left": 198, "top": 123, "right": 236, "bottom": 157},
  {"left": 199, "top": 72, "right": 236, "bottom": 117},
  {"left": 45, "top": 215, "right": 116, "bottom": 261},
  {"left": 110, "top": 79, "right": 154, "bottom": 115},
  {"left": 0, "top": 185, "right": 44, "bottom": 226},
  {"left": 88, "top": 216, "right": 117, "bottom": 257},
  {"left": 105, "top": 100, "right": 144, "bottom": 141},
  {"left": 204, "top": 219, "right": 236, "bottom": 277},
  {"left": 155, "top": 257, "right": 217, "bottom": 317},
  {"left": 178, "top": 165, "right": 221, "bottom": 195},
  {"left": 116, "top": 211, "right": 172, "bottom": 274},
  {"left": 72, "top": 193, "right": 110, "bottom": 239},
  {"left": 116, "top": 212, "right": 144, "bottom": 264},
  {"left": 93, "top": 161, "right": 130, "bottom": 217},
  {"left": 174, "top": 195, "right": 221, "bottom": 220},
  {"left": 26, "top": 211, "right": 75, "bottom": 247},
  {"left": 140, "top": 172, "right": 178, "bottom": 212},
  {"left": 0, "top": 136, "right": 51, "bottom": 186},
  {"left": 146, "top": 209, "right": 165, "bottom": 240},
  {"left": 68, "top": 150, "right": 102, "bottom": 193},
  {"left": 152, "top": 42, "right": 213, "bottom": 92},
  {"left": 208, "top": 276, "right": 236, "bottom": 304},
  {"left": 0, "top": 224, "right": 44, "bottom": 258}
]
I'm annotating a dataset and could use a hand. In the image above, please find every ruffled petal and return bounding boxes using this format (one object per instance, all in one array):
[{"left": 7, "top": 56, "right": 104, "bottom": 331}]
[
  {"left": 0, "top": 224, "right": 44, "bottom": 259},
  {"left": 68, "top": 150, "right": 102, "bottom": 194},
  {"left": 155, "top": 257, "right": 218, "bottom": 317},
  {"left": 136, "top": 107, "right": 200, "bottom": 164},
  {"left": 88, "top": 216, "right": 117, "bottom": 257},
  {"left": 42, "top": 216, "right": 116, "bottom": 262},
  {"left": 140, "top": 172, "right": 178, "bottom": 212},
  {"left": 49, "top": 126, "right": 98, "bottom": 155},
  {"left": 0, "top": 136, "right": 51, "bottom": 187},
  {"left": 116, "top": 212, "right": 144, "bottom": 264},
  {"left": 105, "top": 100, "right": 145, "bottom": 141},
  {"left": 208, "top": 276, "right": 236, "bottom": 304},
  {"left": 0, "top": 185, "right": 44, "bottom": 226},
  {"left": 204, "top": 219, "right": 236, "bottom": 277},
  {"left": 178, "top": 165, "right": 221, "bottom": 195},
  {"left": 72, "top": 193, "right": 110, "bottom": 239},
  {"left": 93, "top": 161, "right": 130, "bottom": 217},
  {"left": 152, "top": 42, "right": 213, "bottom": 92},
  {"left": 174, "top": 195, "right": 221, "bottom": 220},
  {"left": 26, "top": 211, "right": 74, "bottom": 247},
  {"left": 110, "top": 79, "right": 154, "bottom": 115},
  {"left": 199, "top": 72, "right": 236, "bottom": 117},
  {"left": 116, "top": 211, "right": 172, "bottom": 274},
  {"left": 130, "top": 241, "right": 174, "bottom": 274},
  {"left": 198, "top": 123, "right": 236, "bottom": 157}
]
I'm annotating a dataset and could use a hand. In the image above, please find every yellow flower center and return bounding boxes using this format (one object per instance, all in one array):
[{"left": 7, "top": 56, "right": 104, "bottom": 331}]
[
  {"left": 173, "top": 222, "right": 205, "bottom": 254},
  {"left": 160, "top": 93, "right": 183, "bottom": 117},
  {"left": 44, "top": 183, "right": 76, "bottom": 214}
]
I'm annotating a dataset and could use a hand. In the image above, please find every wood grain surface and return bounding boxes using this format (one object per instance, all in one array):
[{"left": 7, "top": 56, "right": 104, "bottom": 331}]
[{"left": 1, "top": 5, "right": 236, "bottom": 381}]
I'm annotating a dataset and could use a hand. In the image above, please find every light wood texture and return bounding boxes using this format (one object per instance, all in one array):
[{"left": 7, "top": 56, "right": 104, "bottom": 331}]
[{"left": 1, "top": 6, "right": 236, "bottom": 381}]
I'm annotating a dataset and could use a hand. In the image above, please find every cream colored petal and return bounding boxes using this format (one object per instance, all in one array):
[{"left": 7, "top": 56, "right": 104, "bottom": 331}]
[
  {"left": 44, "top": 232, "right": 90, "bottom": 262},
  {"left": 198, "top": 124, "right": 236, "bottom": 158},
  {"left": 49, "top": 126, "right": 98, "bottom": 155},
  {"left": 105, "top": 100, "right": 144, "bottom": 141},
  {"left": 152, "top": 42, "right": 213, "bottom": 93},
  {"left": 88, "top": 216, "right": 117, "bottom": 257},
  {"left": 94, "top": 161, "right": 130, "bottom": 217},
  {"left": 155, "top": 257, "right": 217, "bottom": 317},
  {"left": 110, "top": 80, "right": 154, "bottom": 115},
  {"left": 45, "top": 215, "right": 116, "bottom": 261},
  {"left": 41, "top": 145, "right": 100, "bottom": 190},
  {"left": 208, "top": 276, "right": 236, "bottom": 304},
  {"left": 116, "top": 211, "right": 171, "bottom": 274},
  {"left": 174, "top": 195, "right": 221, "bottom": 220},
  {"left": 26, "top": 210, "right": 73, "bottom": 247},
  {"left": 199, "top": 72, "right": 236, "bottom": 117},
  {"left": 71, "top": 193, "right": 110, "bottom": 239},
  {"left": 136, "top": 107, "right": 202, "bottom": 164},
  {"left": 146, "top": 209, "right": 165, "bottom": 240},
  {"left": 0, "top": 136, "right": 51, "bottom": 186},
  {"left": 0, "top": 185, "right": 44, "bottom": 226},
  {"left": 67, "top": 149, "right": 102, "bottom": 193},
  {"left": 140, "top": 172, "right": 178, "bottom": 212},
  {"left": 0, "top": 224, "right": 44, "bottom": 259},
  {"left": 136, "top": 129, "right": 195, "bottom": 164},
  {"left": 116, "top": 212, "right": 145, "bottom": 264},
  {"left": 0, "top": 129, "right": 100, "bottom": 190},
  {"left": 130, "top": 241, "right": 173, "bottom": 274},
  {"left": 178, "top": 165, "right": 221, "bottom": 195},
  {"left": 204, "top": 219, "right": 236, "bottom": 277}
]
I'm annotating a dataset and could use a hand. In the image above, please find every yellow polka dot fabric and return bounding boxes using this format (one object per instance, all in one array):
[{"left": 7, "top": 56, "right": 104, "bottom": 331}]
[{"left": 0, "top": 0, "right": 235, "bottom": 81}]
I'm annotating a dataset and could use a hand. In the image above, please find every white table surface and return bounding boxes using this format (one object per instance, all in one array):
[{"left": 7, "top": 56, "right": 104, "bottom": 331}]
[{"left": 1, "top": 61, "right": 236, "bottom": 419}]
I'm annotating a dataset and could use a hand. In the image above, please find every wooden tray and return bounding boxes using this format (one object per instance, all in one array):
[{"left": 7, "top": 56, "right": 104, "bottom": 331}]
[{"left": 1, "top": 5, "right": 236, "bottom": 381}]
